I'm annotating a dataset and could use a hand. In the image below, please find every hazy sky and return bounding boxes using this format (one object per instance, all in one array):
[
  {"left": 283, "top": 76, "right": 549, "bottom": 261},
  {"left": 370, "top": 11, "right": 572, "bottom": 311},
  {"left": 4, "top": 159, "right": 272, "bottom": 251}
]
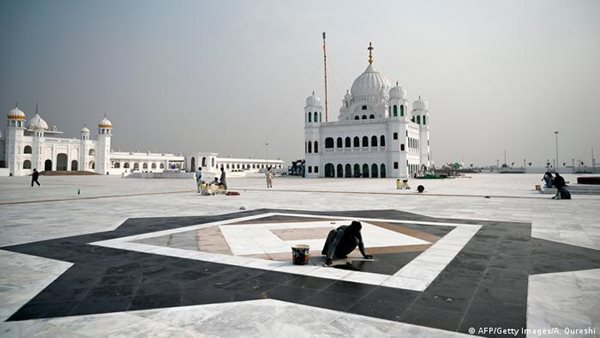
[{"left": 1, "top": 0, "right": 599, "bottom": 167}]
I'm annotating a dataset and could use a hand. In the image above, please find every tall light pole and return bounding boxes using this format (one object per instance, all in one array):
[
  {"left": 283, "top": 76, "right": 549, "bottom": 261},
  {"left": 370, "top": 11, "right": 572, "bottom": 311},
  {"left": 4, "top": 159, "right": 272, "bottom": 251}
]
[
  {"left": 554, "top": 131, "right": 559, "bottom": 172},
  {"left": 265, "top": 142, "right": 269, "bottom": 169}
]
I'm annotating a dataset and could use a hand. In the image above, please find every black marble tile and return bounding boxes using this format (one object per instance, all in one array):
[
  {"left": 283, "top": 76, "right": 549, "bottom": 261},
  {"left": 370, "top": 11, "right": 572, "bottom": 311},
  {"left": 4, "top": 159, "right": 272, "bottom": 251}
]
[
  {"left": 283, "top": 275, "right": 336, "bottom": 290},
  {"left": 400, "top": 304, "right": 465, "bottom": 331},
  {"left": 323, "top": 280, "right": 376, "bottom": 297},
  {"left": 70, "top": 295, "right": 133, "bottom": 316},
  {"left": 347, "top": 297, "right": 412, "bottom": 321},
  {"left": 265, "top": 284, "right": 317, "bottom": 303},
  {"left": 8, "top": 301, "right": 78, "bottom": 321},
  {"left": 129, "top": 292, "right": 181, "bottom": 311},
  {"left": 302, "top": 290, "right": 362, "bottom": 312}
]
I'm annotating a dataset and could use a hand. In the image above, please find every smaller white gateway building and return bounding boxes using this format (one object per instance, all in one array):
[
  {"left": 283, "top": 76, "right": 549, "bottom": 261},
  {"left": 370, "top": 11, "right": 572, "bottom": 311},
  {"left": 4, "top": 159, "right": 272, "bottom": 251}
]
[{"left": 304, "top": 43, "right": 431, "bottom": 179}]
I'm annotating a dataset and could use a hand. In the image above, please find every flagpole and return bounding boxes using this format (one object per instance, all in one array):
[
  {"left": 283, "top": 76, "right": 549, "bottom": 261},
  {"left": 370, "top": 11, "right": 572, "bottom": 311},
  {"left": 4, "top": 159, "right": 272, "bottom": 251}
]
[{"left": 323, "top": 32, "right": 329, "bottom": 122}]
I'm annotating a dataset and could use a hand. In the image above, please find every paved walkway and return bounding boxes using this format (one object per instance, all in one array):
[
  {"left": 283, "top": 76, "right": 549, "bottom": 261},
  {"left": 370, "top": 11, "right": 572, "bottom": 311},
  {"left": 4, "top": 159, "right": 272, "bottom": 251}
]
[{"left": 1, "top": 174, "right": 598, "bottom": 337}]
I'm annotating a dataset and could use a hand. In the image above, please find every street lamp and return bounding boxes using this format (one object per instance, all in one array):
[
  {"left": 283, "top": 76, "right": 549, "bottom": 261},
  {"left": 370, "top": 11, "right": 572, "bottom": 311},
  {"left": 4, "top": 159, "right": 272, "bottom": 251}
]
[
  {"left": 554, "top": 131, "right": 559, "bottom": 172},
  {"left": 265, "top": 142, "right": 269, "bottom": 170}
]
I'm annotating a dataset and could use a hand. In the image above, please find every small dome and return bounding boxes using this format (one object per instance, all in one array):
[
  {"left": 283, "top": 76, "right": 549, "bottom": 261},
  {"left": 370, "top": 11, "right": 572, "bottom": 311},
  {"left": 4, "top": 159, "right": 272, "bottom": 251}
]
[
  {"left": 350, "top": 64, "right": 391, "bottom": 98},
  {"left": 7, "top": 107, "right": 26, "bottom": 120},
  {"left": 305, "top": 92, "right": 322, "bottom": 107},
  {"left": 344, "top": 90, "right": 352, "bottom": 101},
  {"left": 413, "top": 97, "right": 429, "bottom": 110},
  {"left": 81, "top": 126, "right": 90, "bottom": 133},
  {"left": 98, "top": 117, "right": 112, "bottom": 128},
  {"left": 389, "top": 82, "right": 407, "bottom": 100},
  {"left": 28, "top": 114, "right": 48, "bottom": 130}
]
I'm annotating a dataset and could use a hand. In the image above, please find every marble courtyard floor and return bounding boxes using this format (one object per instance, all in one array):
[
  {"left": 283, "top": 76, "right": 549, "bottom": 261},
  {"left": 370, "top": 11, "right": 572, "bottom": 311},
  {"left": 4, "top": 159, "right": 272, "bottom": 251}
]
[{"left": 0, "top": 174, "right": 599, "bottom": 337}]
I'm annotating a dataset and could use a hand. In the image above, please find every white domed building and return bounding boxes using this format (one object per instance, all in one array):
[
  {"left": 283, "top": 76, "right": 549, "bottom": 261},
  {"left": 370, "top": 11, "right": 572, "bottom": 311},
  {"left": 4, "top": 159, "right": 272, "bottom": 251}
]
[
  {"left": 0, "top": 106, "right": 188, "bottom": 176},
  {"left": 0, "top": 106, "right": 283, "bottom": 177},
  {"left": 304, "top": 43, "right": 431, "bottom": 178}
]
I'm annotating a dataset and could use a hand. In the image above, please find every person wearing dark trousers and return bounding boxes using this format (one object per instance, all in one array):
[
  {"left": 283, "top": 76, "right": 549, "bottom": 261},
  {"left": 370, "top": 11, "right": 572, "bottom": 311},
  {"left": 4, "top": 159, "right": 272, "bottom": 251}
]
[
  {"left": 31, "top": 169, "right": 40, "bottom": 187},
  {"left": 552, "top": 173, "right": 566, "bottom": 199},
  {"left": 219, "top": 167, "right": 227, "bottom": 190},
  {"left": 322, "top": 221, "right": 372, "bottom": 266}
]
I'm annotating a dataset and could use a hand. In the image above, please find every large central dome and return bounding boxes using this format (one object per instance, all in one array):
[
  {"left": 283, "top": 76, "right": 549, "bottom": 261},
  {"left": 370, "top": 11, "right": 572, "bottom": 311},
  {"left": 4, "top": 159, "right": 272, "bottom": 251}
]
[{"left": 350, "top": 64, "right": 391, "bottom": 98}]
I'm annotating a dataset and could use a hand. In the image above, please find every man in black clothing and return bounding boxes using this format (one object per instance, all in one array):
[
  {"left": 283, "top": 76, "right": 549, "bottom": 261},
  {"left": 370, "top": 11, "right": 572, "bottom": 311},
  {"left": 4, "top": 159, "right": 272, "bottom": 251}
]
[
  {"left": 552, "top": 173, "right": 566, "bottom": 199},
  {"left": 31, "top": 169, "right": 40, "bottom": 187},
  {"left": 219, "top": 167, "right": 227, "bottom": 190},
  {"left": 322, "top": 221, "right": 372, "bottom": 266}
]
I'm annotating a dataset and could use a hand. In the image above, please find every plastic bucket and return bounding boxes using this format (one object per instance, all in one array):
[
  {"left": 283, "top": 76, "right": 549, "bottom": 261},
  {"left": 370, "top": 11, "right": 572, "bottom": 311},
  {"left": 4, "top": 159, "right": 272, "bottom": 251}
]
[{"left": 291, "top": 244, "right": 310, "bottom": 265}]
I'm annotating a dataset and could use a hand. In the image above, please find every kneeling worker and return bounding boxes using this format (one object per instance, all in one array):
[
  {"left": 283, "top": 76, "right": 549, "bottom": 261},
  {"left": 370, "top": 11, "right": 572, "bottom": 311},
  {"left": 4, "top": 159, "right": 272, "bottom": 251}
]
[{"left": 322, "top": 221, "right": 372, "bottom": 266}]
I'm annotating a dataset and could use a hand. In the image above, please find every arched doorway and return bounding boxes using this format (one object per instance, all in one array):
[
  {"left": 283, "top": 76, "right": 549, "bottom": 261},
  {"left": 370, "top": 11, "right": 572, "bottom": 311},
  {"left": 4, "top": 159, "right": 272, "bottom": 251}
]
[
  {"left": 380, "top": 164, "right": 386, "bottom": 178},
  {"left": 371, "top": 163, "right": 379, "bottom": 178},
  {"left": 57, "top": 154, "right": 68, "bottom": 171},
  {"left": 324, "top": 163, "right": 335, "bottom": 178},
  {"left": 362, "top": 164, "right": 370, "bottom": 178},
  {"left": 190, "top": 157, "right": 196, "bottom": 172},
  {"left": 44, "top": 159, "right": 52, "bottom": 171},
  {"left": 336, "top": 164, "right": 343, "bottom": 178},
  {"left": 345, "top": 164, "right": 352, "bottom": 177},
  {"left": 71, "top": 160, "right": 78, "bottom": 171},
  {"left": 202, "top": 157, "right": 207, "bottom": 167},
  {"left": 89, "top": 161, "right": 95, "bottom": 170},
  {"left": 353, "top": 164, "right": 360, "bottom": 177}
]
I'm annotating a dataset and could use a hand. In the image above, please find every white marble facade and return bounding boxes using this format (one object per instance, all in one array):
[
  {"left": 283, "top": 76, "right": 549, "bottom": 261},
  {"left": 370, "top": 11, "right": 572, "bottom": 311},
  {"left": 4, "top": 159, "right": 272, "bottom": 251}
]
[
  {"left": 304, "top": 43, "right": 431, "bottom": 179},
  {"left": 0, "top": 108, "right": 282, "bottom": 177}
]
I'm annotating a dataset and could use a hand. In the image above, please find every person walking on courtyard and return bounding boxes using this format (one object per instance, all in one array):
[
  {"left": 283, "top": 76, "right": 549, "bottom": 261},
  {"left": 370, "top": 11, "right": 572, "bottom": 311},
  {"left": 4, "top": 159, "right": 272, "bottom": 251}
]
[
  {"left": 266, "top": 167, "right": 273, "bottom": 188},
  {"left": 31, "top": 169, "right": 40, "bottom": 187},
  {"left": 322, "top": 221, "right": 372, "bottom": 267},
  {"left": 219, "top": 167, "right": 227, "bottom": 190},
  {"left": 195, "top": 167, "right": 203, "bottom": 193}
]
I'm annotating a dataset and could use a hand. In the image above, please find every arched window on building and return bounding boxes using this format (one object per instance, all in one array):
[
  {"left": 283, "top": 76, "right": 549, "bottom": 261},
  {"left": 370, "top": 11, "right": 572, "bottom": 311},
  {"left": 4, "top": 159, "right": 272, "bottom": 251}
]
[
  {"left": 191, "top": 157, "right": 196, "bottom": 171},
  {"left": 354, "top": 116, "right": 359, "bottom": 120},
  {"left": 151, "top": 163, "right": 157, "bottom": 169},
  {"left": 319, "top": 112, "right": 322, "bottom": 122},
  {"left": 393, "top": 105, "right": 398, "bottom": 117},
  {"left": 113, "top": 162, "right": 120, "bottom": 169},
  {"left": 143, "top": 163, "right": 148, "bottom": 170},
  {"left": 314, "top": 141, "right": 318, "bottom": 153},
  {"left": 362, "top": 164, "right": 370, "bottom": 178},
  {"left": 369, "top": 114, "right": 375, "bottom": 119},
  {"left": 353, "top": 163, "right": 360, "bottom": 177},
  {"left": 336, "top": 137, "right": 343, "bottom": 148},
  {"left": 371, "top": 136, "right": 378, "bottom": 147},
  {"left": 371, "top": 163, "right": 379, "bottom": 178},
  {"left": 423, "top": 116, "right": 427, "bottom": 125},
  {"left": 133, "top": 163, "right": 139, "bottom": 170},
  {"left": 336, "top": 164, "right": 343, "bottom": 178},
  {"left": 160, "top": 163, "right": 165, "bottom": 169},
  {"left": 308, "top": 112, "right": 312, "bottom": 123},
  {"left": 380, "top": 164, "right": 386, "bottom": 178},
  {"left": 361, "top": 115, "right": 367, "bottom": 120},
  {"left": 313, "top": 112, "right": 318, "bottom": 123},
  {"left": 325, "top": 137, "right": 334, "bottom": 148},
  {"left": 345, "top": 137, "right": 351, "bottom": 148},
  {"left": 124, "top": 162, "right": 130, "bottom": 169},
  {"left": 308, "top": 141, "right": 312, "bottom": 153},
  {"left": 380, "top": 135, "right": 385, "bottom": 147},
  {"left": 24, "top": 145, "right": 32, "bottom": 154},
  {"left": 324, "top": 163, "right": 334, "bottom": 177},
  {"left": 23, "top": 160, "right": 31, "bottom": 169},
  {"left": 202, "top": 157, "right": 207, "bottom": 167},
  {"left": 345, "top": 164, "right": 352, "bottom": 177},
  {"left": 417, "top": 115, "right": 421, "bottom": 124},
  {"left": 400, "top": 105, "right": 404, "bottom": 116},
  {"left": 353, "top": 137, "right": 360, "bottom": 147},
  {"left": 362, "top": 136, "right": 368, "bottom": 147},
  {"left": 72, "top": 160, "right": 79, "bottom": 171},
  {"left": 89, "top": 149, "right": 95, "bottom": 156}
]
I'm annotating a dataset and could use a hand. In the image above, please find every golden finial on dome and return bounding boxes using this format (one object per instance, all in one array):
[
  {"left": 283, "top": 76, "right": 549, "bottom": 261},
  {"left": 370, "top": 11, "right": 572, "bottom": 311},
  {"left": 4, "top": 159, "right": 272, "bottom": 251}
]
[{"left": 368, "top": 42, "right": 374, "bottom": 64}]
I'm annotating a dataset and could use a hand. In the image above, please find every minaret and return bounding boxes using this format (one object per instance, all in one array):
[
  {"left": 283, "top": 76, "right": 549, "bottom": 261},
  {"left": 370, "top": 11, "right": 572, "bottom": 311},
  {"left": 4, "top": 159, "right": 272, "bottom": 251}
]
[
  {"left": 6, "top": 104, "right": 26, "bottom": 176},
  {"left": 415, "top": 96, "right": 431, "bottom": 169},
  {"left": 96, "top": 115, "right": 112, "bottom": 175},
  {"left": 304, "top": 92, "right": 322, "bottom": 177},
  {"left": 80, "top": 125, "right": 90, "bottom": 171},
  {"left": 30, "top": 103, "right": 46, "bottom": 171}
]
